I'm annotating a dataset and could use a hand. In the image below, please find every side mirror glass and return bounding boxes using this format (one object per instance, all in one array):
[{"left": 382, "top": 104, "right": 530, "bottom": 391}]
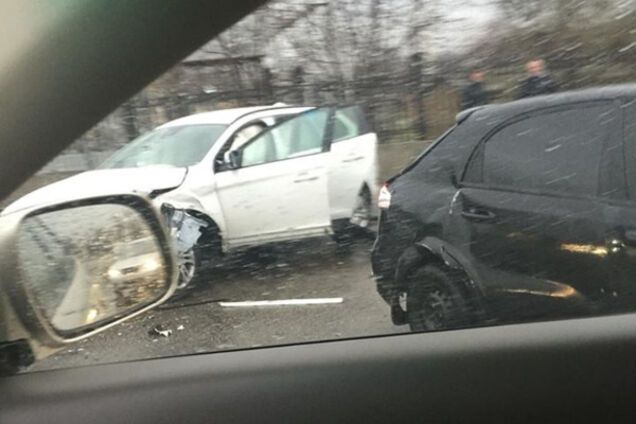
[{"left": 1, "top": 195, "right": 176, "bottom": 343}]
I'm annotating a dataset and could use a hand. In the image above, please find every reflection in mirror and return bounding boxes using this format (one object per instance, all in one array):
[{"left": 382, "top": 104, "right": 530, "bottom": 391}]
[{"left": 17, "top": 204, "right": 169, "bottom": 334}]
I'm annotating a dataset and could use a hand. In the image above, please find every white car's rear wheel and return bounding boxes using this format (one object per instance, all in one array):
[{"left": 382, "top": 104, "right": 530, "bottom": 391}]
[
  {"left": 350, "top": 189, "right": 372, "bottom": 229},
  {"left": 333, "top": 187, "right": 373, "bottom": 245}
]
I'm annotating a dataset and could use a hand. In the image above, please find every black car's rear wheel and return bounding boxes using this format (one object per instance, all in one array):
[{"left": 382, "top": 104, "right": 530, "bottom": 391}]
[{"left": 406, "top": 264, "right": 469, "bottom": 332}]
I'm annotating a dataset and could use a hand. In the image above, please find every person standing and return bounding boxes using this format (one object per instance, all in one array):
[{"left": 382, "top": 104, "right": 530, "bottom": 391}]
[
  {"left": 461, "top": 69, "right": 489, "bottom": 110},
  {"left": 517, "top": 59, "right": 558, "bottom": 99}
]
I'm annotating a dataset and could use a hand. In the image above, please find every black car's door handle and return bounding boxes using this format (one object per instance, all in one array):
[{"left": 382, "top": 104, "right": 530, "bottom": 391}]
[{"left": 461, "top": 209, "right": 496, "bottom": 221}]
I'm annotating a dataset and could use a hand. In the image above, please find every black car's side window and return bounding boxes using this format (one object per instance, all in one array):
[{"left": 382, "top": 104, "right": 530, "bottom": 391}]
[
  {"left": 479, "top": 104, "right": 613, "bottom": 196},
  {"left": 411, "top": 121, "right": 481, "bottom": 184},
  {"left": 623, "top": 99, "right": 636, "bottom": 201}
]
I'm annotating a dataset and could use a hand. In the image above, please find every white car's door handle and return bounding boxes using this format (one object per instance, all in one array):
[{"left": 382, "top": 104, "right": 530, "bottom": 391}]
[
  {"left": 342, "top": 155, "right": 365, "bottom": 163},
  {"left": 294, "top": 175, "right": 319, "bottom": 183}
]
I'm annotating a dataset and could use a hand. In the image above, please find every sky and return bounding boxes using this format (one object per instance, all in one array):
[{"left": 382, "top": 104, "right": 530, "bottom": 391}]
[{"left": 429, "top": 0, "right": 497, "bottom": 55}]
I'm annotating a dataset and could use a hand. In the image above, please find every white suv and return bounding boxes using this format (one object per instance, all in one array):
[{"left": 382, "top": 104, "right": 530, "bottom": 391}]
[{"left": 5, "top": 105, "right": 379, "bottom": 288}]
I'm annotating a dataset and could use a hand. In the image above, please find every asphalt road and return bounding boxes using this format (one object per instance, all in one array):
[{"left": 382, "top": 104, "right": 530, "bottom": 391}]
[{"left": 35, "top": 235, "right": 407, "bottom": 371}]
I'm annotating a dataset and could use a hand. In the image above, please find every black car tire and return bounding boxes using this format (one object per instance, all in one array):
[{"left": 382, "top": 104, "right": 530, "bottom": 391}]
[
  {"left": 406, "top": 264, "right": 469, "bottom": 332},
  {"left": 391, "top": 301, "right": 408, "bottom": 325}
]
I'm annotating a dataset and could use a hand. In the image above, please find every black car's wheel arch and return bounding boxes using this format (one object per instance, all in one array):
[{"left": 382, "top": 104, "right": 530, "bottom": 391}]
[{"left": 394, "top": 239, "right": 486, "bottom": 319}]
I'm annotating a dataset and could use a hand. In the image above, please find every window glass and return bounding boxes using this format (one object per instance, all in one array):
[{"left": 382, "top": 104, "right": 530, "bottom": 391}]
[
  {"left": 332, "top": 107, "right": 362, "bottom": 141},
  {"left": 101, "top": 125, "right": 226, "bottom": 169},
  {"left": 242, "top": 108, "right": 328, "bottom": 166},
  {"left": 482, "top": 106, "right": 611, "bottom": 195},
  {"left": 410, "top": 120, "right": 482, "bottom": 184},
  {"left": 624, "top": 100, "right": 636, "bottom": 200},
  {"left": 241, "top": 131, "right": 274, "bottom": 166},
  {"left": 230, "top": 122, "right": 267, "bottom": 151}
]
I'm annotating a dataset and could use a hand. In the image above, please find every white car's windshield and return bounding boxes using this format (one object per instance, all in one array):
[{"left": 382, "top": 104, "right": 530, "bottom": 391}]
[{"left": 101, "top": 124, "right": 227, "bottom": 169}]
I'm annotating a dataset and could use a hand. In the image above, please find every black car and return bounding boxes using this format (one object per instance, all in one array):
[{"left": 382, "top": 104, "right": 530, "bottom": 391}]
[{"left": 372, "top": 85, "right": 636, "bottom": 331}]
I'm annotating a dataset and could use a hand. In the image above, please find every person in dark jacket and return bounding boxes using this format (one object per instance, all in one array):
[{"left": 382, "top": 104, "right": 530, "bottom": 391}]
[
  {"left": 517, "top": 59, "right": 558, "bottom": 99},
  {"left": 461, "top": 70, "right": 489, "bottom": 110}
]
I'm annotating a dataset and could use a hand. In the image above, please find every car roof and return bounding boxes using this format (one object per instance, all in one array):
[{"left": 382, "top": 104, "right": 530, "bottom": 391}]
[
  {"left": 159, "top": 105, "right": 308, "bottom": 127},
  {"left": 468, "top": 84, "right": 636, "bottom": 125}
]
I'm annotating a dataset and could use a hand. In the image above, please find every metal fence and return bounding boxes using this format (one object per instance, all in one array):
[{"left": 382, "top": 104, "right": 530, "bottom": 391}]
[{"left": 108, "top": 76, "right": 462, "bottom": 149}]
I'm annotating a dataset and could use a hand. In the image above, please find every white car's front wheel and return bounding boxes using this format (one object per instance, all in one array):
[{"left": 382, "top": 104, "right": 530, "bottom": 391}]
[
  {"left": 174, "top": 228, "right": 221, "bottom": 292},
  {"left": 176, "top": 247, "right": 197, "bottom": 289}
]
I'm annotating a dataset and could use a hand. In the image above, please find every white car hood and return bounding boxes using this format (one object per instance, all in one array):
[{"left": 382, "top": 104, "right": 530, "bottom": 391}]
[{"left": 2, "top": 166, "right": 187, "bottom": 215}]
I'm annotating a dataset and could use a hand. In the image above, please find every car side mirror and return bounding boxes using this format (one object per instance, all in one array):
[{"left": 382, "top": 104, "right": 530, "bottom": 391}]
[
  {"left": 0, "top": 194, "right": 176, "bottom": 350},
  {"left": 224, "top": 150, "right": 241, "bottom": 169}
]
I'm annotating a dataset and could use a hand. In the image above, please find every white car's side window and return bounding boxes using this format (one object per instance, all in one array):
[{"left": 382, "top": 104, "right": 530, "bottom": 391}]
[
  {"left": 267, "top": 119, "right": 296, "bottom": 159},
  {"left": 242, "top": 109, "right": 329, "bottom": 167},
  {"left": 241, "top": 132, "right": 274, "bottom": 166},
  {"left": 230, "top": 122, "right": 267, "bottom": 151},
  {"left": 332, "top": 107, "right": 361, "bottom": 142}
]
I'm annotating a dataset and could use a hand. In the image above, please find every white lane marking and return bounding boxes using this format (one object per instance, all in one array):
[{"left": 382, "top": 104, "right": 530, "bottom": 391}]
[{"left": 219, "top": 298, "right": 344, "bottom": 307}]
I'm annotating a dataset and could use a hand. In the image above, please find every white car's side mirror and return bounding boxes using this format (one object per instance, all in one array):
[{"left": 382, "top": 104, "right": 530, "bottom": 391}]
[{"left": 0, "top": 193, "right": 177, "bottom": 370}]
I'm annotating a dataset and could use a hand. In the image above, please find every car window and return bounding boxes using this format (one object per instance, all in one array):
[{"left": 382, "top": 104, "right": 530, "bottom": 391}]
[
  {"left": 100, "top": 125, "right": 227, "bottom": 169},
  {"left": 332, "top": 107, "right": 362, "bottom": 142},
  {"left": 480, "top": 105, "right": 612, "bottom": 196},
  {"left": 623, "top": 100, "right": 636, "bottom": 200},
  {"left": 409, "top": 121, "right": 483, "bottom": 184},
  {"left": 241, "top": 108, "right": 328, "bottom": 167},
  {"left": 230, "top": 122, "right": 267, "bottom": 151},
  {"left": 3, "top": 0, "right": 636, "bottom": 374}
]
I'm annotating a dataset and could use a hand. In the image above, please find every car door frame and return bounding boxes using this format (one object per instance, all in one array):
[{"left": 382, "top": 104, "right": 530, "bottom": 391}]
[
  {"left": 212, "top": 107, "right": 336, "bottom": 248},
  {"left": 456, "top": 100, "right": 623, "bottom": 315},
  {"left": 327, "top": 105, "right": 378, "bottom": 222},
  {"left": 600, "top": 96, "right": 636, "bottom": 305},
  {"left": 177, "top": 107, "right": 312, "bottom": 248}
]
